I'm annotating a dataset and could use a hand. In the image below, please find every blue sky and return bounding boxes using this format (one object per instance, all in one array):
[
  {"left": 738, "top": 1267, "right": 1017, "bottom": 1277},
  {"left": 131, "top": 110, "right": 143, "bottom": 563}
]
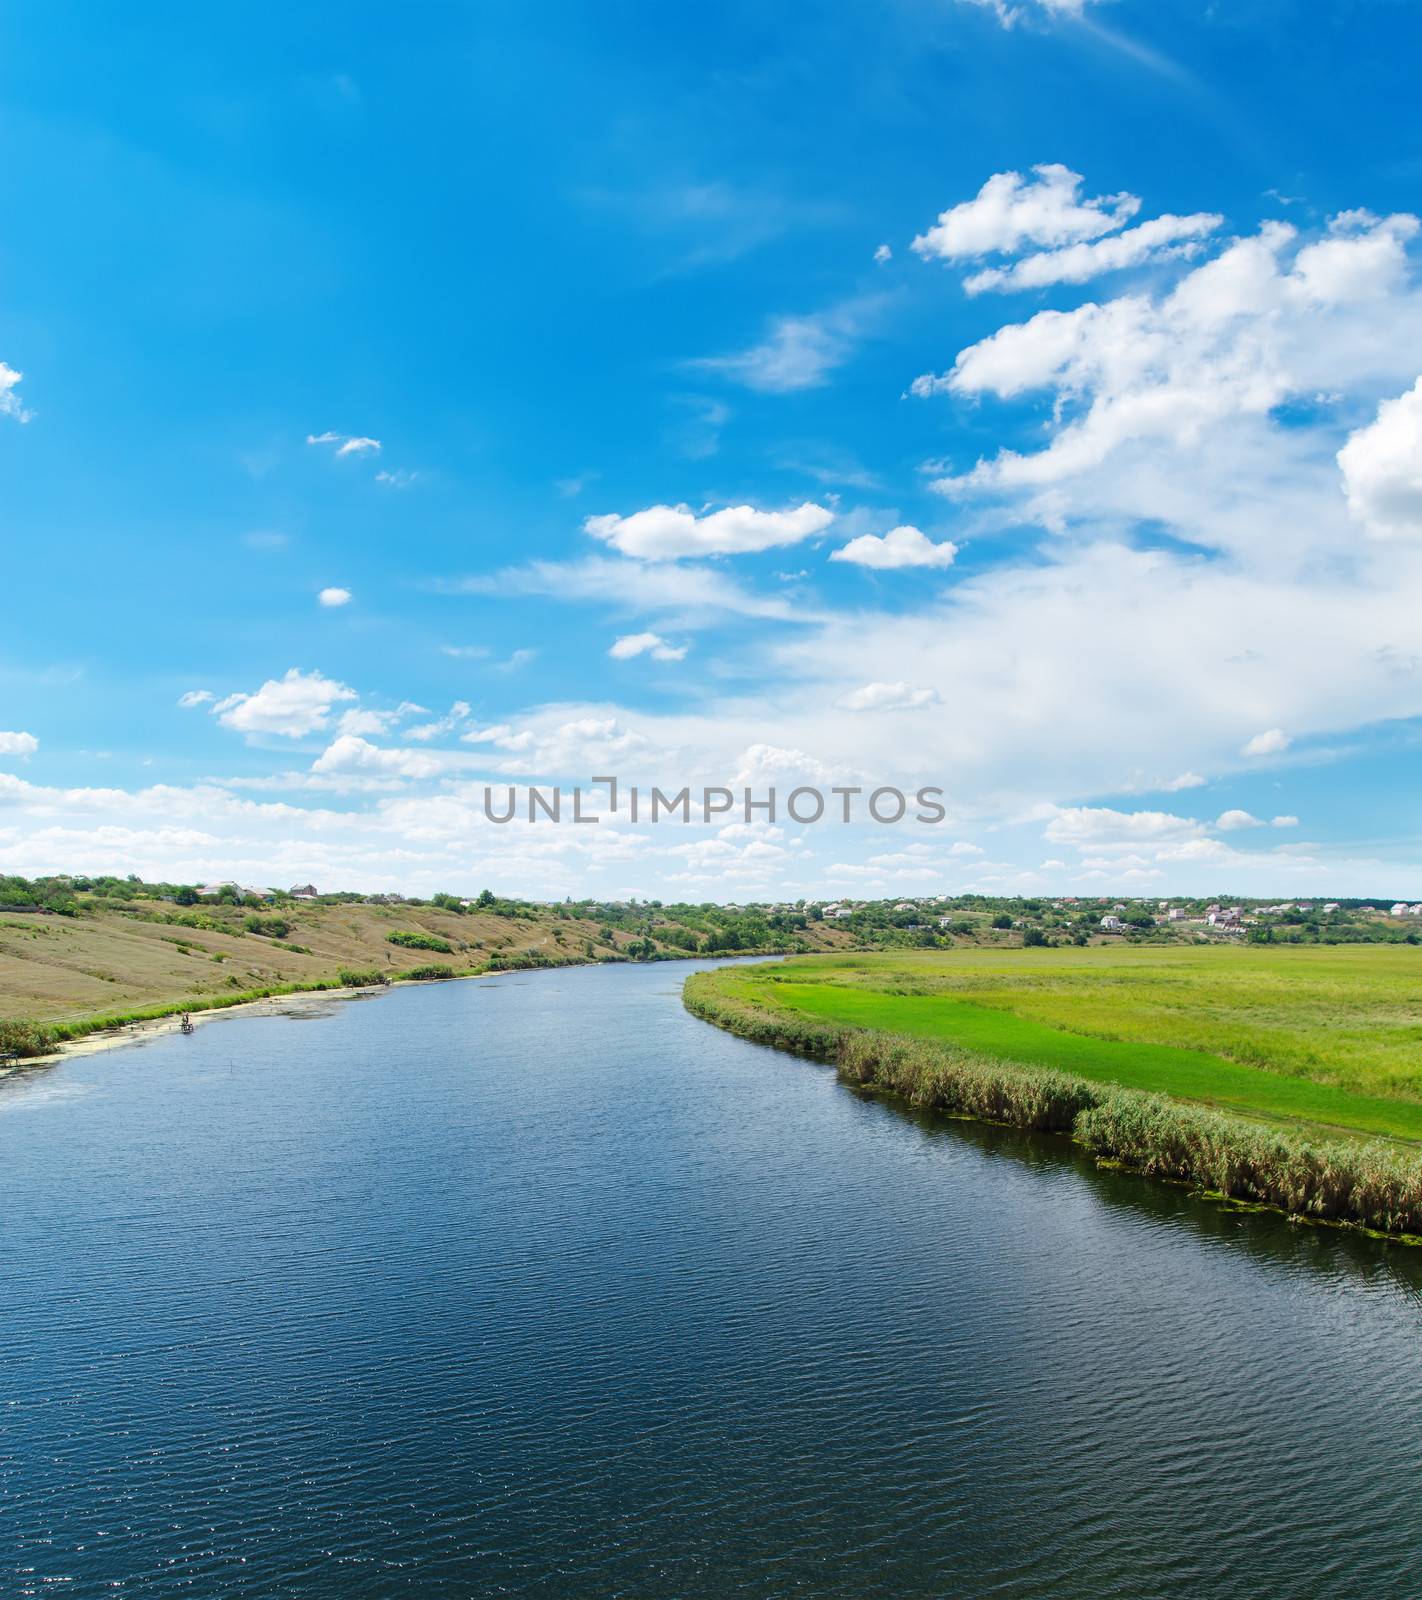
[{"left": 3, "top": 0, "right": 1422, "bottom": 898}]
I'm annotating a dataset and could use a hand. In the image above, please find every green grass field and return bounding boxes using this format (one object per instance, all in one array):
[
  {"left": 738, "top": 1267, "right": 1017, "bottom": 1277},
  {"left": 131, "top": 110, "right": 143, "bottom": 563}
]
[{"left": 713, "top": 945, "right": 1422, "bottom": 1144}]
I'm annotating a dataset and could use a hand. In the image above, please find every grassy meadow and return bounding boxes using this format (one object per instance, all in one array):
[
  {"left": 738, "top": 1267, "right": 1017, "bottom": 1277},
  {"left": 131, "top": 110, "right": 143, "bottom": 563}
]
[
  {"left": 684, "top": 945, "right": 1422, "bottom": 1236},
  {"left": 697, "top": 945, "right": 1422, "bottom": 1144}
]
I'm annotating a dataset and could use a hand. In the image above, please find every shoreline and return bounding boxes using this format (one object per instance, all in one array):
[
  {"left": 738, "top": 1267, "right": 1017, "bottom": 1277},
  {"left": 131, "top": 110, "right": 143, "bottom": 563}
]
[
  {"left": 681, "top": 967, "right": 1422, "bottom": 1246},
  {"left": 1, "top": 950, "right": 786, "bottom": 1076}
]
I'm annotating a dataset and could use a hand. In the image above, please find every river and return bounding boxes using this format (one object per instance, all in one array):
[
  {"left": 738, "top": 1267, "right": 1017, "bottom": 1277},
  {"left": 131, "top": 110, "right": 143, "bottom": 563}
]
[{"left": 3, "top": 960, "right": 1421, "bottom": 1597}]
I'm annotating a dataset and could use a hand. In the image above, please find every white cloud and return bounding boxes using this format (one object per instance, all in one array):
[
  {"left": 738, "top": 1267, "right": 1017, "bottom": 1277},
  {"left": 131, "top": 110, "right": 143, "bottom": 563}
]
[
  {"left": 451, "top": 555, "right": 812, "bottom": 626},
  {"left": 965, "top": 211, "right": 1222, "bottom": 294},
  {"left": 874, "top": 243, "right": 892, "bottom": 263},
  {"left": 177, "top": 690, "right": 214, "bottom": 708},
  {"left": 307, "top": 432, "right": 381, "bottom": 457},
  {"left": 1272, "top": 815, "right": 1300, "bottom": 828},
  {"left": 1338, "top": 376, "right": 1422, "bottom": 539},
  {"left": 311, "top": 736, "right": 447, "bottom": 780},
  {"left": 694, "top": 297, "right": 880, "bottom": 392},
  {"left": 830, "top": 525, "right": 958, "bottom": 569},
  {"left": 1216, "top": 808, "right": 1263, "bottom": 830},
  {"left": 318, "top": 587, "right": 352, "bottom": 608},
  {"left": 1, "top": 361, "right": 30, "bottom": 422},
  {"left": 838, "top": 682, "right": 941, "bottom": 712},
  {"left": 406, "top": 702, "right": 472, "bottom": 741},
  {"left": 375, "top": 469, "right": 418, "bottom": 488},
  {"left": 958, "top": 0, "right": 1096, "bottom": 23},
  {"left": 912, "top": 164, "right": 1138, "bottom": 263},
  {"left": 0, "top": 731, "right": 38, "bottom": 757},
  {"left": 585, "top": 502, "right": 833, "bottom": 561},
  {"left": 1161, "top": 771, "right": 1206, "bottom": 791},
  {"left": 1043, "top": 806, "right": 1203, "bottom": 848},
  {"left": 922, "top": 212, "right": 1422, "bottom": 496},
  {"left": 609, "top": 632, "right": 688, "bottom": 662},
  {"left": 1242, "top": 728, "right": 1290, "bottom": 757},
  {"left": 337, "top": 707, "right": 403, "bottom": 736},
  {"left": 212, "top": 669, "right": 357, "bottom": 740}
]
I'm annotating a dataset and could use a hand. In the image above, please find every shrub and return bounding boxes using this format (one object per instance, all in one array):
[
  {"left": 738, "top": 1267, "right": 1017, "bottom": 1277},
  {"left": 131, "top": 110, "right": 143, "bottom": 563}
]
[
  {"left": 396, "top": 964, "right": 456, "bottom": 981},
  {"left": 244, "top": 915, "right": 291, "bottom": 938},
  {"left": 0, "top": 1018, "right": 60, "bottom": 1058},
  {"left": 387, "top": 930, "right": 453, "bottom": 953},
  {"left": 337, "top": 967, "right": 389, "bottom": 987}
]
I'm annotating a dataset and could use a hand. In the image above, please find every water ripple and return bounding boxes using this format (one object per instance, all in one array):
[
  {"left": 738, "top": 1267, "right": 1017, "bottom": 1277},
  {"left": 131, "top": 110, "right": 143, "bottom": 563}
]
[{"left": 3, "top": 962, "right": 1422, "bottom": 1598}]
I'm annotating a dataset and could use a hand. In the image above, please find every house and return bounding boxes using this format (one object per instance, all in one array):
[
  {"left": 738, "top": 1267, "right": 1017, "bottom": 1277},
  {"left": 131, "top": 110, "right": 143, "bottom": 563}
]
[
  {"left": 1100, "top": 914, "right": 1125, "bottom": 932},
  {"left": 1322, "top": 903, "right": 1340, "bottom": 914},
  {"left": 832, "top": 907, "right": 855, "bottom": 920},
  {"left": 1167, "top": 908, "right": 1186, "bottom": 921},
  {"left": 894, "top": 902, "right": 916, "bottom": 912},
  {"left": 937, "top": 916, "right": 956, "bottom": 929},
  {"left": 1390, "top": 903, "right": 1411, "bottom": 917},
  {"left": 289, "top": 883, "right": 318, "bottom": 899}
]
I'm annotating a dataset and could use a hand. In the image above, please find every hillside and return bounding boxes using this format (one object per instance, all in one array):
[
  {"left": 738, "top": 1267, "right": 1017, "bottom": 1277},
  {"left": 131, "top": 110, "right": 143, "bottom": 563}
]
[{"left": 0, "top": 884, "right": 853, "bottom": 1041}]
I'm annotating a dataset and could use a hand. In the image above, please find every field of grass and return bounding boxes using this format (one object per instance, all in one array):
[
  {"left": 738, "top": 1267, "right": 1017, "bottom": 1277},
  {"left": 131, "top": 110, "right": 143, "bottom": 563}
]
[{"left": 708, "top": 945, "right": 1422, "bottom": 1145}]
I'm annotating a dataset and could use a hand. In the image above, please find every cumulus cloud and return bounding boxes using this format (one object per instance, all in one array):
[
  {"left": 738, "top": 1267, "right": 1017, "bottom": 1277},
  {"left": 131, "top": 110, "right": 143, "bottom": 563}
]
[
  {"left": 965, "top": 211, "right": 1223, "bottom": 294},
  {"left": 913, "top": 164, "right": 1138, "bottom": 263},
  {"left": 609, "top": 632, "right": 688, "bottom": 662},
  {"left": 318, "top": 587, "right": 352, "bottom": 608},
  {"left": 1338, "top": 376, "right": 1422, "bottom": 539},
  {"left": 1043, "top": 806, "right": 1203, "bottom": 847},
  {"left": 177, "top": 690, "right": 214, "bottom": 708},
  {"left": 830, "top": 525, "right": 958, "bottom": 569},
  {"left": 585, "top": 502, "right": 834, "bottom": 561},
  {"left": 837, "top": 682, "right": 940, "bottom": 712},
  {"left": 1242, "top": 728, "right": 1290, "bottom": 757},
  {"left": 1273, "top": 815, "right": 1300, "bottom": 827},
  {"left": 920, "top": 212, "right": 1422, "bottom": 495},
  {"left": 1, "top": 361, "right": 30, "bottom": 422},
  {"left": 1216, "top": 808, "right": 1263, "bottom": 830},
  {"left": 311, "top": 736, "right": 447, "bottom": 779},
  {"left": 307, "top": 432, "right": 381, "bottom": 457},
  {"left": 0, "top": 731, "right": 38, "bottom": 758},
  {"left": 212, "top": 669, "right": 358, "bottom": 740}
]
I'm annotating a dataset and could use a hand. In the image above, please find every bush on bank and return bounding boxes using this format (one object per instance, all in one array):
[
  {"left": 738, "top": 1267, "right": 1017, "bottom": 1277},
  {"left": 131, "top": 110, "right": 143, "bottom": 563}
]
[{"left": 682, "top": 971, "right": 1422, "bottom": 1238}]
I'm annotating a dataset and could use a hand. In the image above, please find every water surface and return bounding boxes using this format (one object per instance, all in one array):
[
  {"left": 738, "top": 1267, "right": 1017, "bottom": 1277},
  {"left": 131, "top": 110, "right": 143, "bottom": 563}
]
[{"left": 3, "top": 961, "right": 1421, "bottom": 1597}]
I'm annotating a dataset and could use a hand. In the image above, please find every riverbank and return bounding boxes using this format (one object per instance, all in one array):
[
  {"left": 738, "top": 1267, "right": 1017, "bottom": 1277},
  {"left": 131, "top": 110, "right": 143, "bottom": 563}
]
[
  {"left": 682, "top": 964, "right": 1422, "bottom": 1242},
  {"left": 0, "top": 950, "right": 786, "bottom": 1074},
  {"left": 0, "top": 889, "right": 852, "bottom": 1046}
]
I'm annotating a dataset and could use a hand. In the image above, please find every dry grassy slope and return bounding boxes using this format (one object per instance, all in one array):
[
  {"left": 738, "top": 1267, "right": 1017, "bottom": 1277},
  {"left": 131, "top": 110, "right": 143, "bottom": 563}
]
[{"left": 0, "top": 901, "right": 853, "bottom": 1024}]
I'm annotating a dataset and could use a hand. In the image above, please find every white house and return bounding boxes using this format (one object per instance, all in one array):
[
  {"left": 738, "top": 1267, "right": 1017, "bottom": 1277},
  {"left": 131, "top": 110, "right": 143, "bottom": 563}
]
[{"left": 1100, "top": 914, "right": 1125, "bottom": 932}]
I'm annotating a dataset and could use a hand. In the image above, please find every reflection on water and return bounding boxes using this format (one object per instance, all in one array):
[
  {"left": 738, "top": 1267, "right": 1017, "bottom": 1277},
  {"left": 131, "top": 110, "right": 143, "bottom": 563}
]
[{"left": 3, "top": 962, "right": 1421, "bottom": 1599}]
